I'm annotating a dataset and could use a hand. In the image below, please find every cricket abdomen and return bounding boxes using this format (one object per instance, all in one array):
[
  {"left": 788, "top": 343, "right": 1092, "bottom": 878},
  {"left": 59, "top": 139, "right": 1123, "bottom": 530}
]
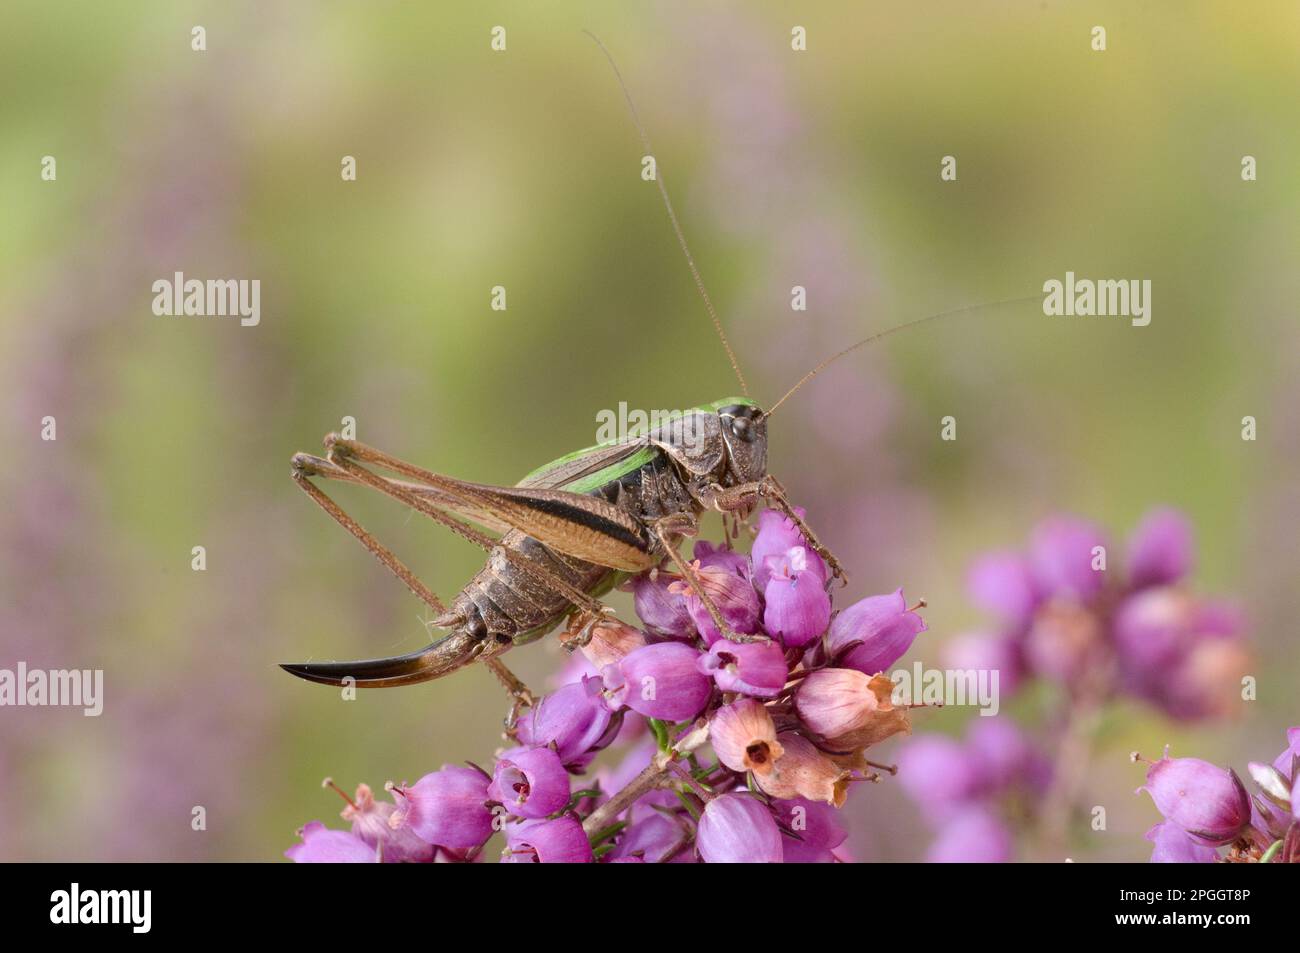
[
  {"left": 452, "top": 530, "right": 615, "bottom": 645},
  {"left": 451, "top": 447, "right": 701, "bottom": 646}
]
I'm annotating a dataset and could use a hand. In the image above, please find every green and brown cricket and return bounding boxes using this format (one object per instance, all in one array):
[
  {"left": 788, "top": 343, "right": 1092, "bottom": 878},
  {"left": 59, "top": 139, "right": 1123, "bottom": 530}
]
[{"left": 281, "top": 36, "right": 1020, "bottom": 710}]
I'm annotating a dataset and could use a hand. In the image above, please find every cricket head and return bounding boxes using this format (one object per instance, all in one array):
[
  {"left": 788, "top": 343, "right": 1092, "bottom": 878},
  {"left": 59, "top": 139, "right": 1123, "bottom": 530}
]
[{"left": 714, "top": 397, "right": 767, "bottom": 487}]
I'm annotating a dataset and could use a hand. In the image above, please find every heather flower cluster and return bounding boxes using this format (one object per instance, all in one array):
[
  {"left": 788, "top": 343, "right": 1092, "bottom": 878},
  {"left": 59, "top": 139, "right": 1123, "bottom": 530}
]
[
  {"left": 286, "top": 507, "right": 926, "bottom": 862},
  {"left": 956, "top": 507, "right": 1246, "bottom": 719},
  {"left": 1137, "top": 727, "right": 1299, "bottom": 863},
  {"left": 900, "top": 507, "right": 1250, "bottom": 861}
]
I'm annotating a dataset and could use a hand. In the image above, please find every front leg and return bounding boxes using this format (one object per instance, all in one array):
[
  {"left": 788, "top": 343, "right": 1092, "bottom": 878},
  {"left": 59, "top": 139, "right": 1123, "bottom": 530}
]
[
  {"left": 648, "top": 516, "right": 770, "bottom": 645},
  {"left": 702, "top": 476, "right": 848, "bottom": 586}
]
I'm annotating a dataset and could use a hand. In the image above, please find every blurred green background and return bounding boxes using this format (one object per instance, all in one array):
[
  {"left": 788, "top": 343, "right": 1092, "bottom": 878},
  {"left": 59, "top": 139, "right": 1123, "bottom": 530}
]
[{"left": 1, "top": 1, "right": 1296, "bottom": 861}]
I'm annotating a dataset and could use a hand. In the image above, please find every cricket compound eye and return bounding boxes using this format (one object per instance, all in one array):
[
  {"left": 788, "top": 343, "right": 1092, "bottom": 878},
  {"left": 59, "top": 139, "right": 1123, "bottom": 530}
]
[{"left": 729, "top": 415, "right": 755, "bottom": 442}]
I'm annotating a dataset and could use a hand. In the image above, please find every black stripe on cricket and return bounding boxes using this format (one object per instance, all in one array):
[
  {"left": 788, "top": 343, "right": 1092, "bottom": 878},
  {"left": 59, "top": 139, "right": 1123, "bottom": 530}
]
[{"left": 281, "top": 32, "right": 1038, "bottom": 701}]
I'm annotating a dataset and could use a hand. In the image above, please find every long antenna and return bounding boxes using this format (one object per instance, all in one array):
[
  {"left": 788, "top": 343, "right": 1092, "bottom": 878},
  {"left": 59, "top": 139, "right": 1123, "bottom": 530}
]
[
  {"left": 584, "top": 30, "right": 749, "bottom": 396},
  {"left": 763, "top": 293, "right": 1042, "bottom": 419}
]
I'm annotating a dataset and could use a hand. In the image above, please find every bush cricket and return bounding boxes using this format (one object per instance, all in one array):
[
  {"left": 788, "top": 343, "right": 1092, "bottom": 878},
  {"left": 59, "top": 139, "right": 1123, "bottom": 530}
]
[{"left": 281, "top": 34, "right": 1032, "bottom": 707}]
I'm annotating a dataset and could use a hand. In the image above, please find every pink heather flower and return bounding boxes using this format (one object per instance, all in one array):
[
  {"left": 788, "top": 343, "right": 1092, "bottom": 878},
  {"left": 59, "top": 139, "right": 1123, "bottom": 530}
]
[
  {"left": 763, "top": 546, "right": 832, "bottom": 647},
  {"left": 503, "top": 816, "right": 593, "bottom": 863},
  {"left": 697, "top": 639, "right": 788, "bottom": 697},
  {"left": 925, "top": 807, "right": 1013, "bottom": 863},
  {"left": 709, "top": 698, "right": 785, "bottom": 776},
  {"left": 693, "top": 540, "right": 751, "bottom": 580},
  {"left": 826, "top": 588, "right": 925, "bottom": 674},
  {"left": 750, "top": 507, "right": 818, "bottom": 592},
  {"left": 896, "top": 734, "right": 982, "bottom": 823},
  {"left": 1028, "top": 515, "right": 1108, "bottom": 602},
  {"left": 670, "top": 561, "right": 761, "bottom": 645},
  {"left": 285, "top": 821, "right": 378, "bottom": 863},
  {"left": 695, "top": 793, "right": 782, "bottom": 863},
  {"left": 602, "top": 642, "right": 712, "bottom": 722},
  {"left": 392, "top": 765, "right": 495, "bottom": 852},
  {"left": 1137, "top": 749, "right": 1252, "bottom": 846},
  {"left": 1126, "top": 507, "right": 1194, "bottom": 590},
  {"left": 628, "top": 571, "right": 695, "bottom": 639},
  {"left": 515, "top": 675, "right": 618, "bottom": 768},
  {"left": 772, "top": 798, "right": 847, "bottom": 863},
  {"left": 966, "top": 551, "right": 1038, "bottom": 626},
  {"left": 489, "top": 747, "right": 572, "bottom": 820},
  {"left": 611, "top": 812, "right": 692, "bottom": 863},
  {"left": 1145, "top": 821, "right": 1219, "bottom": 863},
  {"left": 335, "top": 782, "right": 434, "bottom": 863}
]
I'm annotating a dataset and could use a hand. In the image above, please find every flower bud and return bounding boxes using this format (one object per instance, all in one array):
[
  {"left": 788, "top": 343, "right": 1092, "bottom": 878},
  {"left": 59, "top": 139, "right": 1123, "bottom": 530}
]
[
  {"left": 695, "top": 793, "right": 782, "bottom": 863},
  {"left": 709, "top": 698, "right": 785, "bottom": 776}
]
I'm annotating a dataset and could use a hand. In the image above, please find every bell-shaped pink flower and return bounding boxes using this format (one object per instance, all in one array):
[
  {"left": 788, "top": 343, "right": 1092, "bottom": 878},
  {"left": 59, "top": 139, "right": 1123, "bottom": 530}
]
[
  {"left": 695, "top": 793, "right": 782, "bottom": 863},
  {"left": 763, "top": 546, "right": 831, "bottom": 647},
  {"left": 750, "top": 507, "right": 817, "bottom": 592},
  {"left": 1145, "top": 821, "right": 1219, "bottom": 863},
  {"left": 391, "top": 765, "right": 495, "bottom": 852},
  {"left": 502, "top": 816, "right": 593, "bottom": 863},
  {"left": 602, "top": 642, "right": 712, "bottom": 721},
  {"left": 826, "top": 588, "right": 925, "bottom": 674},
  {"left": 285, "top": 821, "right": 378, "bottom": 863},
  {"left": 709, "top": 698, "right": 785, "bottom": 776},
  {"left": 515, "top": 675, "right": 618, "bottom": 768},
  {"left": 628, "top": 570, "right": 695, "bottom": 639},
  {"left": 697, "top": 639, "right": 788, "bottom": 697},
  {"left": 771, "top": 798, "right": 847, "bottom": 863},
  {"left": 1137, "top": 749, "right": 1252, "bottom": 846},
  {"left": 670, "top": 561, "right": 761, "bottom": 645},
  {"left": 489, "top": 747, "right": 572, "bottom": 819}
]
